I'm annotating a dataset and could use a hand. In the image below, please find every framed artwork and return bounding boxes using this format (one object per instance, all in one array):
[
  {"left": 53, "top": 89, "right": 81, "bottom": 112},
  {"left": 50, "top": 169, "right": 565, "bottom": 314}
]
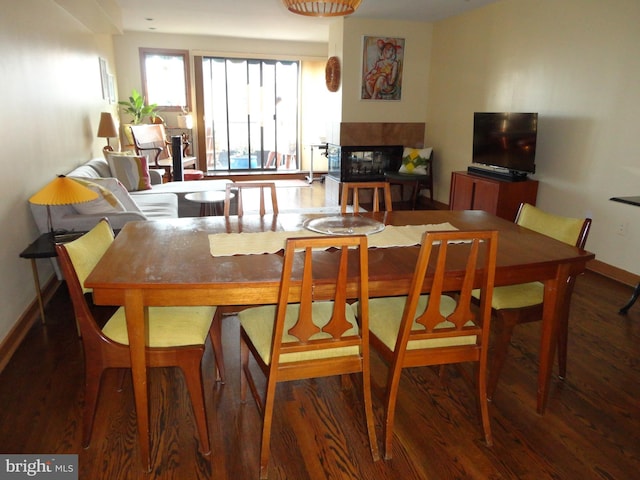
[
  {"left": 361, "top": 36, "right": 405, "bottom": 101},
  {"left": 99, "top": 57, "right": 108, "bottom": 100},
  {"left": 108, "top": 74, "right": 116, "bottom": 104}
]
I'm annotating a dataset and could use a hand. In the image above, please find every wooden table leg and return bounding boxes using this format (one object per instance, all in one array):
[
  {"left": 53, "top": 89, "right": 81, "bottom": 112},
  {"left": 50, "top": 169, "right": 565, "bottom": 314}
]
[
  {"left": 537, "top": 263, "right": 570, "bottom": 414},
  {"left": 124, "top": 290, "right": 152, "bottom": 471}
]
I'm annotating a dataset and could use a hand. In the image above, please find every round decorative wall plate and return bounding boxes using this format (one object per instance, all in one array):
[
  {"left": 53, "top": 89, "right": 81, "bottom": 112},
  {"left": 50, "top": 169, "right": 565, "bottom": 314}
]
[{"left": 325, "top": 56, "right": 341, "bottom": 92}]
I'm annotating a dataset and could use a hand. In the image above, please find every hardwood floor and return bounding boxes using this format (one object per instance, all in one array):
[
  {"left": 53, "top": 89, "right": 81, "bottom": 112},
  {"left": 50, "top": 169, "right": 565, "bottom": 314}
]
[{"left": 1, "top": 182, "right": 639, "bottom": 479}]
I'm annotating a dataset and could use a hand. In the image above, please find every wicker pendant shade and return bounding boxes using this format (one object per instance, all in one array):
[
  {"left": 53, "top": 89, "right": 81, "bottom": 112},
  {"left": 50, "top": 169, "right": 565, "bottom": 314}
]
[{"left": 282, "top": 0, "right": 361, "bottom": 17}]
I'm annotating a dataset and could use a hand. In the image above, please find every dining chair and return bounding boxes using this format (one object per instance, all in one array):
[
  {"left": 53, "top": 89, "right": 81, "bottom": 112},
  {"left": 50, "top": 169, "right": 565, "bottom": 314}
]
[
  {"left": 385, "top": 150, "right": 434, "bottom": 209},
  {"left": 55, "top": 218, "right": 224, "bottom": 453},
  {"left": 129, "top": 123, "right": 200, "bottom": 181},
  {"left": 473, "top": 203, "right": 591, "bottom": 399},
  {"left": 355, "top": 229, "right": 498, "bottom": 459},
  {"left": 237, "top": 235, "right": 379, "bottom": 478},
  {"left": 341, "top": 181, "right": 393, "bottom": 214},
  {"left": 224, "top": 181, "right": 279, "bottom": 216}
]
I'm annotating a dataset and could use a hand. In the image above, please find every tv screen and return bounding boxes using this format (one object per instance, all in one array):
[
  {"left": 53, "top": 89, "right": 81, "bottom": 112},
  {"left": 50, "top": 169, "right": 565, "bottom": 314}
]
[{"left": 472, "top": 112, "right": 538, "bottom": 174}]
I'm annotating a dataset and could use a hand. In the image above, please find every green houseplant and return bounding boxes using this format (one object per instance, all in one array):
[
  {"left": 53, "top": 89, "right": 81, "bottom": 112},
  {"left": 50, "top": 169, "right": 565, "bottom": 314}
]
[{"left": 118, "top": 89, "right": 158, "bottom": 125}]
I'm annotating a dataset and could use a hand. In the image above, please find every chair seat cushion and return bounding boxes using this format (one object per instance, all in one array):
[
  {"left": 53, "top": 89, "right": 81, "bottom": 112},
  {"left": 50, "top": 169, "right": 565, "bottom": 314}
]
[
  {"left": 183, "top": 170, "right": 204, "bottom": 180},
  {"left": 239, "top": 302, "right": 359, "bottom": 365},
  {"left": 102, "top": 306, "right": 216, "bottom": 347},
  {"left": 360, "top": 295, "right": 476, "bottom": 351},
  {"left": 472, "top": 281, "right": 544, "bottom": 310}
]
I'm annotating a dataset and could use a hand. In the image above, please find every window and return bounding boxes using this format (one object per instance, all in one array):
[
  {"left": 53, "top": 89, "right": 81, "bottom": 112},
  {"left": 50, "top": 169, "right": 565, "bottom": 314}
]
[
  {"left": 200, "top": 57, "right": 299, "bottom": 172},
  {"left": 140, "top": 48, "right": 191, "bottom": 111}
]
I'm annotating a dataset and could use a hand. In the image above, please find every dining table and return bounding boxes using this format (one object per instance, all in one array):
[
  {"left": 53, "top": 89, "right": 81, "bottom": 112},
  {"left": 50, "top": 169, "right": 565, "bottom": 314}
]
[{"left": 85, "top": 209, "right": 595, "bottom": 470}]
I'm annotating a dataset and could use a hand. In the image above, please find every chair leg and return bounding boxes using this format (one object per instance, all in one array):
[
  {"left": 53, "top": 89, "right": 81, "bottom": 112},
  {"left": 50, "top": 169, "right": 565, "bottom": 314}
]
[
  {"left": 180, "top": 351, "right": 211, "bottom": 455},
  {"left": 487, "top": 310, "right": 519, "bottom": 400},
  {"left": 259, "top": 378, "right": 278, "bottom": 480},
  {"left": 210, "top": 310, "right": 226, "bottom": 383},
  {"left": 382, "top": 361, "right": 404, "bottom": 460},
  {"left": 361, "top": 361, "right": 380, "bottom": 461},
  {"left": 82, "top": 364, "right": 105, "bottom": 448},
  {"left": 476, "top": 358, "right": 493, "bottom": 446}
]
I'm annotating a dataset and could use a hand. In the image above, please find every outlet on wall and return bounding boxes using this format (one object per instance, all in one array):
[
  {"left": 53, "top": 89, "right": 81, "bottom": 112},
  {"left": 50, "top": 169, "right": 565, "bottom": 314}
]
[{"left": 617, "top": 222, "right": 628, "bottom": 236}]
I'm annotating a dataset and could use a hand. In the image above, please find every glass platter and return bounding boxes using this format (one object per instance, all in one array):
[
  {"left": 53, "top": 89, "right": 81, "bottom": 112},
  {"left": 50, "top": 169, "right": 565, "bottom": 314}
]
[{"left": 303, "top": 216, "right": 385, "bottom": 235}]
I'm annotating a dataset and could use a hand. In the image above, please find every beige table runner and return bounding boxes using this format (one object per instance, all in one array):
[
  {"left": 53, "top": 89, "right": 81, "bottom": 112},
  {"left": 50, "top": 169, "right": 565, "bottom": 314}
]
[{"left": 209, "top": 223, "right": 457, "bottom": 257}]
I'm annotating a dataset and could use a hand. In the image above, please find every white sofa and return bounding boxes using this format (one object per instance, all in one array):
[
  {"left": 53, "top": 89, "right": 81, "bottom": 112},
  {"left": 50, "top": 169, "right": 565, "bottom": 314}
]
[{"left": 29, "top": 157, "right": 232, "bottom": 235}]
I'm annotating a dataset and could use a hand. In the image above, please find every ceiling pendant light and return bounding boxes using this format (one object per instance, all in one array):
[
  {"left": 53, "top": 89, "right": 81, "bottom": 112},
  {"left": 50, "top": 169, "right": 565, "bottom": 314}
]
[{"left": 282, "top": 0, "right": 362, "bottom": 17}]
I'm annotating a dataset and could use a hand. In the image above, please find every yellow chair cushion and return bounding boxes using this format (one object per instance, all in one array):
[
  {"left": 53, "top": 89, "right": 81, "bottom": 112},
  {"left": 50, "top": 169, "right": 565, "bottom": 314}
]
[
  {"left": 358, "top": 295, "right": 476, "bottom": 351},
  {"left": 473, "top": 282, "right": 544, "bottom": 310},
  {"left": 63, "top": 220, "right": 114, "bottom": 294},
  {"left": 238, "top": 301, "right": 360, "bottom": 365},
  {"left": 471, "top": 205, "right": 583, "bottom": 311},
  {"left": 518, "top": 203, "right": 585, "bottom": 246},
  {"left": 102, "top": 306, "right": 216, "bottom": 347}
]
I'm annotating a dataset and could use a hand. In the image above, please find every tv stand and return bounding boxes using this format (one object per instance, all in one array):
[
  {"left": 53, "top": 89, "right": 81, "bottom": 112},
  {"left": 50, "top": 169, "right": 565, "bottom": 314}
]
[
  {"left": 450, "top": 171, "right": 539, "bottom": 221},
  {"left": 467, "top": 165, "right": 529, "bottom": 182}
]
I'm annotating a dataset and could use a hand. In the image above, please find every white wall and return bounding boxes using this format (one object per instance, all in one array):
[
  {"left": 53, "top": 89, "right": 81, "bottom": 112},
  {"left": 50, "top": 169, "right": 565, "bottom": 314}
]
[
  {"left": 426, "top": 0, "right": 640, "bottom": 275},
  {"left": 0, "top": 0, "right": 116, "bottom": 344}
]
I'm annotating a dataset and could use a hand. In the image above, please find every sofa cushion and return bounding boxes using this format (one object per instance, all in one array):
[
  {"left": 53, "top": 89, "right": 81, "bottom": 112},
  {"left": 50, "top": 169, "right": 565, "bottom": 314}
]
[
  {"left": 69, "top": 176, "right": 143, "bottom": 214},
  {"left": 131, "top": 193, "right": 179, "bottom": 220},
  {"left": 70, "top": 178, "right": 126, "bottom": 215},
  {"left": 106, "top": 154, "right": 152, "bottom": 192}
]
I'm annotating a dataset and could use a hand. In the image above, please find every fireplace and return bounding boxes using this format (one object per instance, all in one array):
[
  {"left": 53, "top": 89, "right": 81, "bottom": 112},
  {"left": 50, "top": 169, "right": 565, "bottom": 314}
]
[{"left": 327, "top": 144, "right": 404, "bottom": 182}]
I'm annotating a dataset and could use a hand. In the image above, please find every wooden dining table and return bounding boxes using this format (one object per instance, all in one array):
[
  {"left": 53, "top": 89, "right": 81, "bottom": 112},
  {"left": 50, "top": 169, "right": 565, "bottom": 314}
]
[{"left": 85, "top": 210, "right": 595, "bottom": 470}]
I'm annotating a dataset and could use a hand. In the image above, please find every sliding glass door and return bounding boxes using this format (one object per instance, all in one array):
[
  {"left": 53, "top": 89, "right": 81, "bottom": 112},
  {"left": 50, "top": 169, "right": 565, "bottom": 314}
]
[{"left": 201, "top": 57, "right": 299, "bottom": 172}]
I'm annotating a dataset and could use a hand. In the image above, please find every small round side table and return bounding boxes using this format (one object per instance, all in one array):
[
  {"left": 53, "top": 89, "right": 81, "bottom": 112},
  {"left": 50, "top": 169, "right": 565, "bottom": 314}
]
[{"left": 184, "top": 190, "right": 232, "bottom": 216}]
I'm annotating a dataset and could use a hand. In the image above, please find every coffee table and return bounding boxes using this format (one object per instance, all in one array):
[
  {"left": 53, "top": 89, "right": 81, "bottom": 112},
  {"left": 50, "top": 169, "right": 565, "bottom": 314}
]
[{"left": 184, "top": 190, "right": 232, "bottom": 216}]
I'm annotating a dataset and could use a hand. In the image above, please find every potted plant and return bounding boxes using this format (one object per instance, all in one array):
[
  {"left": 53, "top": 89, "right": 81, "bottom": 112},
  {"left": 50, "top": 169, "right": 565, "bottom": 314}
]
[
  {"left": 118, "top": 88, "right": 159, "bottom": 146},
  {"left": 118, "top": 88, "right": 158, "bottom": 125}
]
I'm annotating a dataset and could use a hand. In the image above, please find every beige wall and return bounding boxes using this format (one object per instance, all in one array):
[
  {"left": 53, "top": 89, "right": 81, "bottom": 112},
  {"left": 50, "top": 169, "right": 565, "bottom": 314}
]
[
  {"left": 426, "top": 0, "right": 640, "bottom": 275},
  {"left": 340, "top": 18, "right": 433, "bottom": 126},
  {"left": 0, "top": 0, "right": 116, "bottom": 344}
]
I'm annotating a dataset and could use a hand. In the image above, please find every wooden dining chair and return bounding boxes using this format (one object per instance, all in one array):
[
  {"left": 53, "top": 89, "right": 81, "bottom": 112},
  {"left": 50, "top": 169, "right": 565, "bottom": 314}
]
[
  {"left": 55, "top": 218, "right": 224, "bottom": 453},
  {"left": 473, "top": 203, "right": 592, "bottom": 399},
  {"left": 224, "top": 181, "right": 279, "bottom": 216},
  {"left": 341, "top": 181, "right": 393, "bottom": 214},
  {"left": 237, "top": 235, "right": 379, "bottom": 478},
  {"left": 355, "top": 229, "right": 498, "bottom": 459}
]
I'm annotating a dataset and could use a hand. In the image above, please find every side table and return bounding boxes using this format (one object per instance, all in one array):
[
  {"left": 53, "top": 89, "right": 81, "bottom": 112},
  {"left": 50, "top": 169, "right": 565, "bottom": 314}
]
[
  {"left": 19, "top": 232, "right": 84, "bottom": 324},
  {"left": 185, "top": 190, "right": 232, "bottom": 216},
  {"left": 610, "top": 195, "right": 640, "bottom": 314}
]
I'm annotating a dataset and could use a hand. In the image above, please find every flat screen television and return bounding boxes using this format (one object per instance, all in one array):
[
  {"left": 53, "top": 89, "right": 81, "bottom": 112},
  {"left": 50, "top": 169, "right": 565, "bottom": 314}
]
[{"left": 471, "top": 112, "right": 538, "bottom": 180}]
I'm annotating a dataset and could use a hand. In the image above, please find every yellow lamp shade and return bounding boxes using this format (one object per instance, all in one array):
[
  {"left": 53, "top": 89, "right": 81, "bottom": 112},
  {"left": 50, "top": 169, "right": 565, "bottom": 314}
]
[{"left": 29, "top": 175, "right": 99, "bottom": 206}]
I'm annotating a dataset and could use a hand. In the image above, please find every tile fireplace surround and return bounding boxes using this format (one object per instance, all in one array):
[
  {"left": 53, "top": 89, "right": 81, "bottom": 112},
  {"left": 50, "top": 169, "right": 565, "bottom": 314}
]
[{"left": 337, "top": 122, "right": 425, "bottom": 148}]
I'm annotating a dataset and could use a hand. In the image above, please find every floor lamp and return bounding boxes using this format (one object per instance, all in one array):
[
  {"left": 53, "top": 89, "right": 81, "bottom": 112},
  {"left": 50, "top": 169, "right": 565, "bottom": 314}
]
[{"left": 29, "top": 175, "right": 99, "bottom": 238}]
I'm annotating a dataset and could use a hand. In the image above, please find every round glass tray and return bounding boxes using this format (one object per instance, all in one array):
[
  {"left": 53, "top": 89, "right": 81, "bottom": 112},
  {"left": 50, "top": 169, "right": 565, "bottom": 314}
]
[{"left": 303, "top": 216, "right": 385, "bottom": 236}]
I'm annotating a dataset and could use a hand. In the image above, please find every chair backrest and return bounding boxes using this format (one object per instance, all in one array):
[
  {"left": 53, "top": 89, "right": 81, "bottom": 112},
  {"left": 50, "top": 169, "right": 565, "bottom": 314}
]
[
  {"left": 397, "top": 230, "right": 498, "bottom": 357},
  {"left": 224, "top": 182, "right": 279, "bottom": 216},
  {"left": 129, "top": 124, "right": 170, "bottom": 164},
  {"left": 516, "top": 203, "right": 591, "bottom": 248},
  {"left": 271, "top": 235, "right": 370, "bottom": 373},
  {"left": 341, "top": 181, "right": 393, "bottom": 214},
  {"left": 55, "top": 218, "right": 115, "bottom": 339}
]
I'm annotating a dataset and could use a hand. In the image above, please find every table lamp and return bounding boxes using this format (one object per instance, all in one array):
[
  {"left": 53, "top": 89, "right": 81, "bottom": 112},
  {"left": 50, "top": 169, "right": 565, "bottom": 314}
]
[
  {"left": 29, "top": 175, "right": 99, "bottom": 237},
  {"left": 97, "top": 112, "right": 118, "bottom": 151}
]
